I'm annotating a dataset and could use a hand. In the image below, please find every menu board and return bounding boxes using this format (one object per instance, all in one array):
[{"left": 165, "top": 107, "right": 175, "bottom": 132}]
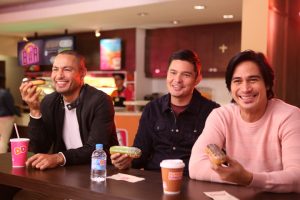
[
  {"left": 44, "top": 36, "right": 75, "bottom": 65},
  {"left": 100, "top": 38, "right": 122, "bottom": 70}
]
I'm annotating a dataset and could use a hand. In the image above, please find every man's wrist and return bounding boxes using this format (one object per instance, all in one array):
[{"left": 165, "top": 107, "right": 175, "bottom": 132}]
[
  {"left": 243, "top": 171, "right": 253, "bottom": 186},
  {"left": 30, "top": 110, "right": 42, "bottom": 119},
  {"left": 57, "top": 152, "right": 66, "bottom": 166}
]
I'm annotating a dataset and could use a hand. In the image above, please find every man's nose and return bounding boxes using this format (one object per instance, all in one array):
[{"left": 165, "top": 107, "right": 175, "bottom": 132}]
[
  {"left": 174, "top": 74, "right": 182, "bottom": 82},
  {"left": 241, "top": 82, "right": 251, "bottom": 92}
]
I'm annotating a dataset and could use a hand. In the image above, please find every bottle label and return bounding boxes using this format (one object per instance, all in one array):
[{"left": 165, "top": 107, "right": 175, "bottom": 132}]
[{"left": 92, "top": 158, "right": 106, "bottom": 170}]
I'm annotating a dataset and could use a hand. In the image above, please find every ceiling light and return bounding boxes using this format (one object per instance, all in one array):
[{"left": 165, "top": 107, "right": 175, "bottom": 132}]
[
  {"left": 172, "top": 20, "right": 180, "bottom": 25},
  {"left": 194, "top": 5, "right": 205, "bottom": 10},
  {"left": 137, "top": 12, "right": 148, "bottom": 17},
  {"left": 95, "top": 30, "right": 101, "bottom": 37},
  {"left": 223, "top": 14, "right": 234, "bottom": 19}
]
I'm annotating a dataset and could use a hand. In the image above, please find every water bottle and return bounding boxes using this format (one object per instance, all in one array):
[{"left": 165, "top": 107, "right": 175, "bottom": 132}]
[{"left": 91, "top": 144, "right": 107, "bottom": 182}]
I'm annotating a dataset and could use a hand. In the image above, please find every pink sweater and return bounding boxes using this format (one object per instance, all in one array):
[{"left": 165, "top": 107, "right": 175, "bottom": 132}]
[{"left": 189, "top": 99, "right": 300, "bottom": 193}]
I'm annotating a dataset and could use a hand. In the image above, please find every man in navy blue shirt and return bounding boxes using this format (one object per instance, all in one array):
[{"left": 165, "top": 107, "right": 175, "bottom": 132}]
[{"left": 111, "top": 49, "right": 219, "bottom": 175}]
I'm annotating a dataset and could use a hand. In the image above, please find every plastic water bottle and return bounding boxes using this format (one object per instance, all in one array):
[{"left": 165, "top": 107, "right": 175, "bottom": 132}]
[{"left": 91, "top": 144, "right": 107, "bottom": 182}]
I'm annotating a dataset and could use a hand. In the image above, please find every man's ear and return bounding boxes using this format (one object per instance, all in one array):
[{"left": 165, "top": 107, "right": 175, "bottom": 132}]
[{"left": 81, "top": 69, "right": 87, "bottom": 80}]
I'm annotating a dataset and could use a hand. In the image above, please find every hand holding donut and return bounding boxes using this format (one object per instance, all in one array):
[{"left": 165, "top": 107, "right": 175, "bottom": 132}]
[
  {"left": 110, "top": 146, "right": 141, "bottom": 170},
  {"left": 19, "top": 78, "right": 45, "bottom": 117}
]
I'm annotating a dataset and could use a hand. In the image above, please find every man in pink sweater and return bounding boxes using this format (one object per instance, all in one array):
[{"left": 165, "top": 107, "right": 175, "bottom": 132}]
[{"left": 189, "top": 50, "right": 300, "bottom": 193}]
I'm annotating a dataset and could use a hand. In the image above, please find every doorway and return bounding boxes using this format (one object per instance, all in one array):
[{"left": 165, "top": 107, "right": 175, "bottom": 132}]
[{"left": 0, "top": 61, "right": 5, "bottom": 88}]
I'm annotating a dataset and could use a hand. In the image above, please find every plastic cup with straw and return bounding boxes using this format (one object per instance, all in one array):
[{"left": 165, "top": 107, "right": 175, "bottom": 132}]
[{"left": 10, "top": 123, "right": 30, "bottom": 167}]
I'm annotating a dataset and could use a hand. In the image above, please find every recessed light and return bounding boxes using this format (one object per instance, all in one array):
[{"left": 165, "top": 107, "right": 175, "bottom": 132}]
[
  {"left": 223, "top": 14, "right": 234, "bottom": 19},
  {"left": 137, "top": 12, "right": 148, "bottom": 17},
  {"left": 194, "top": 5, "right": 206, "bottom": 10},
  {"left": 172, "top": 20, "right": 180, "bottom": 25}
]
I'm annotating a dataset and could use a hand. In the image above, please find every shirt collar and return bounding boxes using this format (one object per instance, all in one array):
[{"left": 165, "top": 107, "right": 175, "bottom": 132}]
[{"left": 162, "top": 89, "right": 204, "bottom": 114}]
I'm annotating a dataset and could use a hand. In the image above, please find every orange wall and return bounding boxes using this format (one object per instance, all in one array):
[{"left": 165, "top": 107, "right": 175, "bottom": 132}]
[{"left": 114, "top": 114, "right": 141, "bottom": 146}]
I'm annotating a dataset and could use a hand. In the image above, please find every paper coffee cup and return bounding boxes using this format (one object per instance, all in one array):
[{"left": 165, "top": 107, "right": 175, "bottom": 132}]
[
  {"left": 160, "top": 159, "right": 185, "bottom": 194},
  {"left": 10, "top": 138, "right": 30, "bottom": 168}
]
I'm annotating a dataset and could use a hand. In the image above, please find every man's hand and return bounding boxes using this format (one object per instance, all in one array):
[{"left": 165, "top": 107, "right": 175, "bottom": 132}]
[
  {"left": 111, "top": 153, "right": 133, "bottom": 170},
  {"left": 19, "top": 81, "right": 42, "bottom": 117},
  {"left": 26, "top": 153, "right": 64, "bottom": 170},
  {"left": 210, "top": 156, "right": 253, "bottom": 186}
]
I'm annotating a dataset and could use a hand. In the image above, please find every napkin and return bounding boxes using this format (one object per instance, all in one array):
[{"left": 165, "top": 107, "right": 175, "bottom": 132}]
[
  {"left": 203, "top": 190, "right": 239, "bottom": 200},
  {"left": 107, "top": 173, "right": 145, "bottom": 183}
]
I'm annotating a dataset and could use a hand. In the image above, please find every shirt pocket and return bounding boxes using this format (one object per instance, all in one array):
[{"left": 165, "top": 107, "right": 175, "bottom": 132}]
[
  {"left": 181, "top": 123, "right": 201, "bottom": 145},
  {"left": 153, "top": 120, "right": 172, "bottom": 144}
]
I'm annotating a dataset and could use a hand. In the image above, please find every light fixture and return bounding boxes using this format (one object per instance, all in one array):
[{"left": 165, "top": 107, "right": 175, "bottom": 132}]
[
  {"left": 137, "top": 12, "right": 148, "bottom": 17},
  {"left": 194, "top": 5, "right": 206, "bottom": 10},
  {"left": 223, "top": 14, "right": 234, "bottom": 19},
  {"left": 172, "top": 20, "right": 180, "bottom": 25},
  {"left": 95, "top": 30, "right": 101, "bottom": 37}
]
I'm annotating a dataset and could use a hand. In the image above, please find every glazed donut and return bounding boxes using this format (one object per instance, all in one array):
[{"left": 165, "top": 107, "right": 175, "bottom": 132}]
[
  {"left": 110, "top": 146, "right": 142, "bottom": 158},
  {"left": 205, "top": 144, "right": 227, "bottom": 165}
]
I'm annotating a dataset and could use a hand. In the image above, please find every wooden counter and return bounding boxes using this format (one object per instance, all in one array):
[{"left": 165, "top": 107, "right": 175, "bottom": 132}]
[{"left": 1, "top": 153, "right": 299, "bottom": 200}]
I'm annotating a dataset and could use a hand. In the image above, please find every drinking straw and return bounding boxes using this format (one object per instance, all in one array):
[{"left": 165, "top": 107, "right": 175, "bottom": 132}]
[{"left": 13, "top": 123, "right": 20, "bottom": 139}]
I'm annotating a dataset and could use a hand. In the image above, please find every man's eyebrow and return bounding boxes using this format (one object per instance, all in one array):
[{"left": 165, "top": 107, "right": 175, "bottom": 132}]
[
  {"left": 232, "top": 75, "right": 261, "bottom": 79},
  {"left": 248, "top": 75, "right": 261, "bottom": 79}
]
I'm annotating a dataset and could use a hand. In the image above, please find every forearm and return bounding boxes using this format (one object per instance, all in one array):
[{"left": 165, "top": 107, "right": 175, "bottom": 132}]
[
  {"left": 251, "top": 169, "right": 300, "bottom": 193},
  {"left": 28, "top": 117, "right": 52, "bottom": 153}
]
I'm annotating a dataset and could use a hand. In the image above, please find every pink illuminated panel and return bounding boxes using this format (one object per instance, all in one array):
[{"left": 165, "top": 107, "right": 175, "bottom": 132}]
[{"left": 100, "top": 38, "right": 122, "bottom": 70}]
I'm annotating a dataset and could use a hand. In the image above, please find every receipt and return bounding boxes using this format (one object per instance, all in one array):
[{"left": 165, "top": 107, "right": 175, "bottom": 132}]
[
  {"left": 203, "top": 191, "right": 239, "bottom": 200},
  {"left": 107, "top": 173, "right": 145, "bottom": 183}
]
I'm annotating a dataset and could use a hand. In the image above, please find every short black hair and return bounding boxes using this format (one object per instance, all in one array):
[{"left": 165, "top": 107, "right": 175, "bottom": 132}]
[
  {"left": 57, "top": 50, "right": 86, "bottom": 72},
  {"left": 168, "top": 49, "right": 202, "bottom": 79},
  {"left": 113, "top": 73, "right": 125, "bottom": 80},
  {"left": 225, "top": 50, "right": 274, "bottom": 100}
]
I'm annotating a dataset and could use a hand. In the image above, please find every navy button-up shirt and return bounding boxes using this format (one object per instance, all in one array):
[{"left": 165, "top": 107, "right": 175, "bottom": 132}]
[{"left": 132, "top": 89, "right": 219, "bottom": 175}]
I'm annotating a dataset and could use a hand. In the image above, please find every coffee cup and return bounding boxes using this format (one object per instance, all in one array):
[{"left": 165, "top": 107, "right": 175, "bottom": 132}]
[
  {"left": 10, "top": 138, "right": 30, "bottom": 168},
  {"left": 160, "top": 159, "right": 185, "bottom": 194}
]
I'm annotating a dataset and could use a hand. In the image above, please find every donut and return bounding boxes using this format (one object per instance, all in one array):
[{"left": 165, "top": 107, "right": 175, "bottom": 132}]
[
  {"left": 22, "top": 78, "right": 45, "bottom": 86},
  {"left": 205, "top": 144, "right": 227, "bottom": 165},
  {"left": 30, "top": 79, "right": 46, "bottom": 86},
  {"left": 109, "top": 146, "right": 142, "bottom": 158}
]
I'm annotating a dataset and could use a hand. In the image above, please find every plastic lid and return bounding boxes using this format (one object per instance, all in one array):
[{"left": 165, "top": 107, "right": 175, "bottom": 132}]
[
  {"left": 160, "top": 159, "right": 185, "bottom": 169},
  {"left": 96, "top": 144, "right": 103, "bottom": 150}
]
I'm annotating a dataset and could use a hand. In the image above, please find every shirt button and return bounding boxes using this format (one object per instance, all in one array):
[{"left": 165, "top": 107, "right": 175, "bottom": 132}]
[
  {"left": 175, "top": 129, "right": 179, "bottom": 133},
  {"left": 193, "top": 130, "right": 197, "bottom": 133},
  {"left": 171, "top": 129, "right": 174, "bottom": 132},
  {"left": 173, "top": 147, "right": 176, "bottom": 150}
]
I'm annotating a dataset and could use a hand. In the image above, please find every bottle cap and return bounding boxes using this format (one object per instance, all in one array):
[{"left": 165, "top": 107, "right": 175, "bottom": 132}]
[{"left": 96, "top": 144, "right": 103, "bottom": 150}]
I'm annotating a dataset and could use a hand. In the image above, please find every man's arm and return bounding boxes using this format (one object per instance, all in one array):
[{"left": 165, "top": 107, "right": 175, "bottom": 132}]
[
  {"left": 248, "top": 110, "right": 300, "bottom": 193},
  {"left": 26, "top": 153, "right": 65, "bottom": 170},
  {"left": 131, "top": 104, "right": 154, "bottom": 169},
  {"left": 20, "top": 81, "right": 53, "bottom": 153},
  {"left": 189, "top": 109, "right": 226, "bottom": 182}
]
